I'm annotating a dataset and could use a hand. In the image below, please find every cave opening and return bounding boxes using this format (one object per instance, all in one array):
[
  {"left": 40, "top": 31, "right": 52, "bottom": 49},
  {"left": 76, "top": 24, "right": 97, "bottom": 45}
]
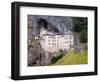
[{"left": 37, "top": 18, "right": 48, "bottom": 29}]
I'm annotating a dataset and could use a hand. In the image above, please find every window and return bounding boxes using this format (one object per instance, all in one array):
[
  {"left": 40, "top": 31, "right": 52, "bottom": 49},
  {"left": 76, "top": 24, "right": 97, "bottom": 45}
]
[
  {"left": 70, "top": 41, "right": 72, "bottom": 44},
  {"left": 52, "top": 43, "right": 55, "bottom": 45},
  {"left": 54, "top": 45, "right": 56, "bottom": 47},
  {"left": 70, "top": 37, "right": 71, "bottom": 39},
  {"left": 50, "top": 36, "right": 53, "bottom": 39}
]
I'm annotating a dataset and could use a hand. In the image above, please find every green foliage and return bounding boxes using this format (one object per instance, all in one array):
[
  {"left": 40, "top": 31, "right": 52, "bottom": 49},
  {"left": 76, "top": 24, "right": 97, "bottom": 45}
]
[
  {"left": 73, "top": 17, "right": 87, "bottom": 32},
  {"left": 73, "top": 17, "right": 87, "bottom": 43},
  {"left": 51, "top": 53, "right": 64, "bottom": 64},
  {"left": 79, "top": 29, "right": 87, "bottom": 43}
]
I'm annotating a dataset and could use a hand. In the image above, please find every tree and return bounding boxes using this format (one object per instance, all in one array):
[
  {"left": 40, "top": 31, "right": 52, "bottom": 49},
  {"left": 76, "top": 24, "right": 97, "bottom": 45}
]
[
  {"left": 73, "top": 17, "right": 87, "bottom": 43},
  {"left": 79, "top": 29, "right": 87, "bottom": 43}
]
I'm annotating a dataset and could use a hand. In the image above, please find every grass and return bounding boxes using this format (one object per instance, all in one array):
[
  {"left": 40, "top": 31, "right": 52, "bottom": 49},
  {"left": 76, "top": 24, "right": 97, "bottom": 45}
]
[{"left": 52, "top": 50, "right": 88, "bottom": 65}]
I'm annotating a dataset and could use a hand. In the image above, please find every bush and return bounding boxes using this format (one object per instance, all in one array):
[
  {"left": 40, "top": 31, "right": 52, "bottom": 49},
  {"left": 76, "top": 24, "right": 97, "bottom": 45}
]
[{"left": 51, "top": 53, "right": 64, "bottom": 64}]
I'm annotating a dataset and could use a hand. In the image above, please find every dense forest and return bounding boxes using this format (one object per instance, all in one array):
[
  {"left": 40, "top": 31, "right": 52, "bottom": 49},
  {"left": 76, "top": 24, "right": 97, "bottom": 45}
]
[{"left": 73, "top": 17, "right": 87, "bottom": 43}]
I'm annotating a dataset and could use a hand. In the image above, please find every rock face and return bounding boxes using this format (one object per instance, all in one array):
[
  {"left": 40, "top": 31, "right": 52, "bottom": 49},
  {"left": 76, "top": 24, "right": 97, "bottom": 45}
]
[
  {"left": 28, "top": 15, "right": 75, "bottom": 66},
  {"left": 28, "top": 15, "right": 74, "bottom": 35}
]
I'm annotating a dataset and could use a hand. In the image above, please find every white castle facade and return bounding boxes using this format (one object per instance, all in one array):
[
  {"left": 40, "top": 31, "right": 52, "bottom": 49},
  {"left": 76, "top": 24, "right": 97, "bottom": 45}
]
[{"left": 39, "top": 28, "right": 74, "bottom": 53}]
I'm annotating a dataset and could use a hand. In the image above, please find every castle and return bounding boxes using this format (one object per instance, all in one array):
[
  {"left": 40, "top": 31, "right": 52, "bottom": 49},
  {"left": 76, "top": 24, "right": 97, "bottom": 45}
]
[{"left": 39, "top": 28, "right": 74, "bottom": 53}]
